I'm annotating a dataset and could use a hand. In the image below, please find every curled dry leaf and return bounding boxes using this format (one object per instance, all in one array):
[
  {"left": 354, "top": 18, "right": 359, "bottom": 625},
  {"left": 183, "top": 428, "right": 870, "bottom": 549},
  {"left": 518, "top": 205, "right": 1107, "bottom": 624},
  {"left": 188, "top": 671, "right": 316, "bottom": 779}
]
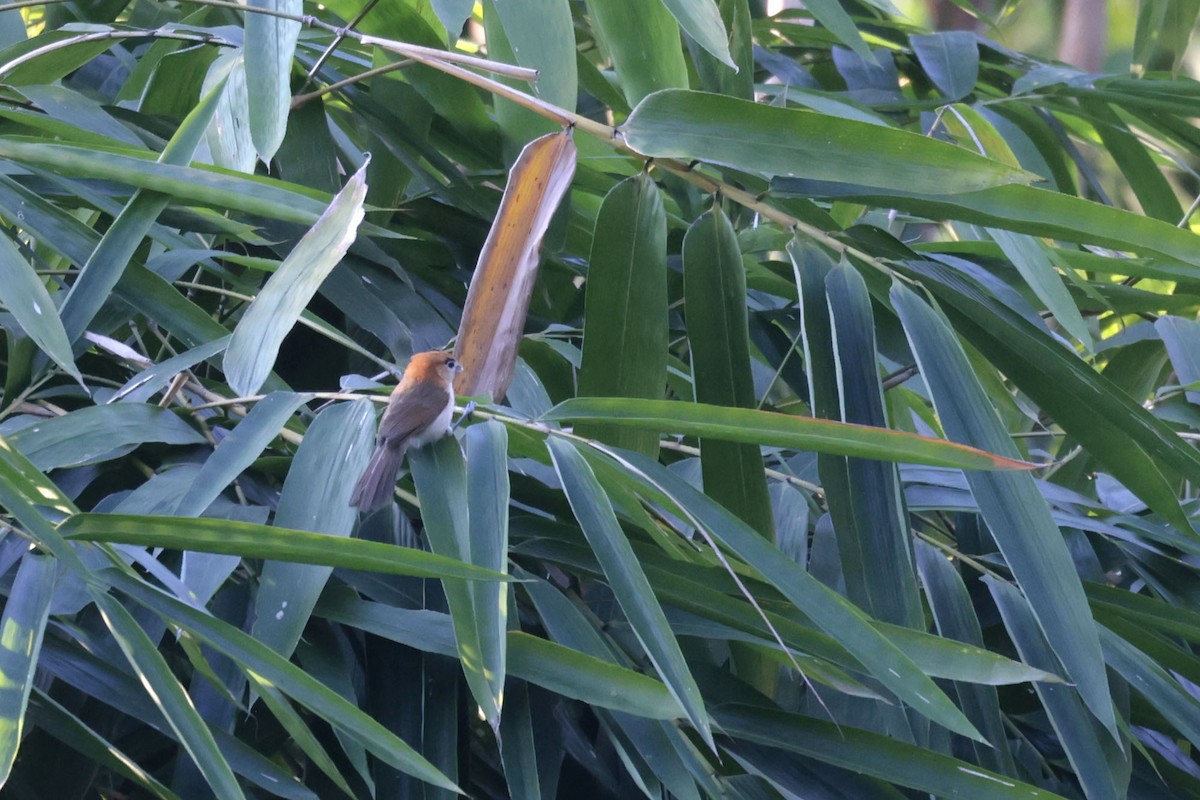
[{"left": 454, "top": 128, "right": 577, "bottom": 401}]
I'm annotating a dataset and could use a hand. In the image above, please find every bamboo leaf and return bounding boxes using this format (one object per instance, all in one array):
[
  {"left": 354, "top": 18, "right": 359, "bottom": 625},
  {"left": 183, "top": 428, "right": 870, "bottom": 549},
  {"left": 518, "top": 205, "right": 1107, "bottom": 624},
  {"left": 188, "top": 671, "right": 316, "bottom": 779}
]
[
  {"left": 454, "top": 129, "right": 576, "bottom": 400},
  {"left": 683, "top": 206, "right": 773, "bottom": 538},
  {"left": 623, "top": 90, "right": 1036, "bottom": 194},
  {"left": 0, "top": 553, "right": 56, "bottom": 785},
  {"left": 59, "top": 513, "right": 508, "bottom": 582},
  {"left": 243, "top": 0, "right": 300, "bottom": 162},
  {"left": 892, "top": 281, "right": 1118, "bottom": 740},
  {"left": 578, "top": 173, "right": 669, "bottom": 457},
  {"left": 546, "top": 437, "right": 710, "bottom": 743},
  {"left": 542, "top": 397, "right": 1033, "bottom": 470},
  {"left": 224, "top": 159, "right": 368, "bottom": 396}
]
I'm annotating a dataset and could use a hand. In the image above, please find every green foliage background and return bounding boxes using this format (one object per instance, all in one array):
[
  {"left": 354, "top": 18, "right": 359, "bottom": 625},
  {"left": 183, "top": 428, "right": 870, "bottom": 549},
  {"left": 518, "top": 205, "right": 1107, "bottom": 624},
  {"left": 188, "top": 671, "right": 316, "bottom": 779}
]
[{"left": 2, "top": 0, "right": 1200, "bottom": 798}]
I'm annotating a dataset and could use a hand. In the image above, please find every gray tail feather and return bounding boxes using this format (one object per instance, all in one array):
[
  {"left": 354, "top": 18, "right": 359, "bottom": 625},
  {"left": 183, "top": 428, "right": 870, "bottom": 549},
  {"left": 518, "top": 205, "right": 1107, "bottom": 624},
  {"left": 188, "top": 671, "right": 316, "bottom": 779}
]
[{"left": 349, "top": 443, "right": 407, "bottom": 512}]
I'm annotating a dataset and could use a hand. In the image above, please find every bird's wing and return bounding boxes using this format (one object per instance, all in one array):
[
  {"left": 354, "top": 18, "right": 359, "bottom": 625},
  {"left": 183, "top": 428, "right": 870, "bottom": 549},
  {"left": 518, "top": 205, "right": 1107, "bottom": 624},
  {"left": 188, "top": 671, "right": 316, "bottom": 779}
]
[{"left": 376, "top": 380, "right": 450, "bottom": 444}]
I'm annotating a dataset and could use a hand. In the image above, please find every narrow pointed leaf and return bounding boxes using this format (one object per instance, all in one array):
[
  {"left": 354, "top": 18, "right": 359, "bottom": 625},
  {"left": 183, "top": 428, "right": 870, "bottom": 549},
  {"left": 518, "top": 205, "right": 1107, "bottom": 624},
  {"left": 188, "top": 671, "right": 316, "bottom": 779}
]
[
  {"left": 717, "top": 705, "right": 1066, "bottom": 800},
  {"left": 243, "top": 0, "right": 300, "bottom": 162},
  {"left": 910, "top": 32, "right": 978, "bottom": 100},
  {"left": 251, "top": 400, "right": 374, "bottom": 658},
  {"left": 224, "top": 159, "right": 367, "bottom": 396},
  {"left": 823, "top": 264, "right": 921, "bottom": 627},
  {"left": 660, "top": 0, "right": 735, "bottom": 68},
  {"left": 986, "top": 579, "right": 1128, "bottom": 800},
  {"left": 547, "top": 437, "right": 711, "bottom": 744},
  {"left": 59, "top": 513, "right": 507, "bottom": 582},
  {"left": 608, "top": 449, "right": 985, "bottom": 742},
  {"left": 892, "top": 282, "right": 1118, "bottom": 739},
  {"left": 7, "top": 404, "right": 205, "bottom": 471},
  {"left": 683, "top": 206, "right": 773, "bottom": 537},
  {"left": 585, "top": 0, "right": 688, "bottom": 105},
  {"left": 578, "top": 173, "right": 669, "bottom": 457},
  {"left": 90, "top": 589, "right": 246, "bottom": 800},
  {"left": 410, "top": 435, "right": 503, "bottom": 727},
  {"left": 454, "top": 129, "right": 576, "bottom": 400},
  {"left": 105, "top": 571, "right": 462, "bottom": 793},
  {"left": 543, "top": 397, "right": 1032, "bottom": 470},
  {"left": 0, "top": 236, "right": 79, "bottom": 382},
  {"left": 622, "top": 90, "right": 1036, "bottom": 195},
  {"left": 0, "top": 553, "right": 56, "bottom": 785},
  {"left": 466, "top": 421, "right": 511, "bottom": 726},
  {"left": 59, "top": 76, "right": 225, "bottom": 342}
]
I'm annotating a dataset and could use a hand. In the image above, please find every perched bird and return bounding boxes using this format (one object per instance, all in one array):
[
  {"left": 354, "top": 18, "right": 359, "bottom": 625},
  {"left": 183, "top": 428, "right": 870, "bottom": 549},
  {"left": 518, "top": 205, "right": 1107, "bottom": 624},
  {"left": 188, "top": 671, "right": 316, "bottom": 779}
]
[{"left": 350, "top": 351, "right": 463, "bottom": 512}]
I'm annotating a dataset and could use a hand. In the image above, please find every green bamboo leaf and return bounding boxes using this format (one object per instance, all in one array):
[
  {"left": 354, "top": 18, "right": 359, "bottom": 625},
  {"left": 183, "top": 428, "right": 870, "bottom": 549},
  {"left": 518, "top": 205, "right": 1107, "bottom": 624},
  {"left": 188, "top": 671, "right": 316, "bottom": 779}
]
[
  {"left": 1156, "top": 316, "right": 1200, "bottom": 404},
  {"left": 542, "top": 397, "right": 1032, "bottom": 470},
  {"left": 683, "top": 206, "right": 774, "bottom": 538},
  {"left": 775, "top": 181, "right": 1200, "bottom": 268},
  {"left": 0, "top": 139, "right": 331, "bottom": 225},
  {"left": 823, "top": 264, "right": 921, "bottom": 627},
  {"left": 892, "top": 282, "right": 1118, "bottom": 740},
  {"left": 59, "top": 75, "right": 225, "bottom": 342},
  {"left": 202, "top": 52, "right": 256, "bottom": 174},
  {"left": 906, "top": 259, "right": 1198, "bottom": 532},
  {"left": 688, "top": 0, "right": 752, "bottom": 98},
  {"left": 244, "top": 0, "right": 300, "bottom": 162},
  {"left": 104, "top": 571, "right": 462, "bottom": 793},
  {"left": 224, "top": 159, "right": 367, "bottom": 396},
  {"left": 605, "top": 449, "right": 985, "bottom": 741},
  {"left": 248, "top": 676, "right": 357, "bottom": 799},
  {"left": 660, "top": 0, "right": 734, "bottom": 68},
  {"left": 112, "top": 336, "right": 230, "bottom": 404},
  {"left": 988, "top": 228, "right": 1092, "bottom": 351},
  {"left": 914, "top": 540, "right": 1016, "bottom": 775},
  {"left": 251, "top": 400, "right": 373, "bottom": 658},
  {"left": 90, "top": 588, "right": 246, "bottom": 800},
  {"left": 910, "top": 32, "right": 978, "bottom": 100},
  {"left": 717, "top": 705, "right": 1067, "bottom": 799},
  {"left": 1099, "top": 625, "right": 1200, "bottom": 752},
  {"left": 465, "top": 421, "right": 511, "bottom": 727},
  {"left": 507, "top": 632, "right": 682, "bottom": 720},
  {"left": 28, "top": 692, "right": 181, "bottom": 800},
  {"left": 986, "top": 579, "right": 1128, "bottom": 800},
  {"left": 314, "top": 592, "right": 684, "bottom": 719},
  {"left": 578, "top": 173, "right": 669, "bottom": 457},
  {"left": 623, "top": 90, "right": 1036, "bottom": 195},
  {"left": 59, "top": 513, "right": 508, "bottom": 582},
  {"left": 546, "top": 437, "right": 709, "bottom": 743},
  {"left": 7, "top": 404, "right": 205, "bottom": 472},
  {"left": 176, "top": 391, "right": 307, "bottom": 517},
  {"left": 409, "top": 435, "right": 502, "bottom": 728},
  {"left": 586, "top": 0, "right": 688, "bottom": 105},
  {"left": 487, "top": 0, "right": 577, "bottom": 110},
  {"left": 0, "top": 234, "right": 79, "bottom": 382},
  {"left": 0, "top": 553, "right": 56, "bottom": 785},
  {"left": 1081, "top": 98, "right": 1182, "bottom": 223}
]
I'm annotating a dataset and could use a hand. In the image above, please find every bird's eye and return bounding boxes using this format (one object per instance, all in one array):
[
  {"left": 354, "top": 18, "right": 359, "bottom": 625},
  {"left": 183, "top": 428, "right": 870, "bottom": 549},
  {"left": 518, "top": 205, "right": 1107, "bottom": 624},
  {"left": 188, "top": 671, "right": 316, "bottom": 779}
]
[{"left": 445, "top": 358, "right": 458, "bottom": 369}]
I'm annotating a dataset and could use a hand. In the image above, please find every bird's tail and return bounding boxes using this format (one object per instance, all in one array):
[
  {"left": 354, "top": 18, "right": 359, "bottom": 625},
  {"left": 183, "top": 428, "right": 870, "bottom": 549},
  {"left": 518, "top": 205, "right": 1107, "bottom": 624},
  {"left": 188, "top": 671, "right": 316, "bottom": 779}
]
[{"left": 349, "top": 442, "right": 407, "bottom": 512}]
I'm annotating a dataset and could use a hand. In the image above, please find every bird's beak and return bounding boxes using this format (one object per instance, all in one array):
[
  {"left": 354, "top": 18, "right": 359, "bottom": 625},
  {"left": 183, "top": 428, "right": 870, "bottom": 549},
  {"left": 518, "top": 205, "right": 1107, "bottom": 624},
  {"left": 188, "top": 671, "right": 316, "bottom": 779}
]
[{"left": 453, "top": 362, "right": 464, "bottom": 374}]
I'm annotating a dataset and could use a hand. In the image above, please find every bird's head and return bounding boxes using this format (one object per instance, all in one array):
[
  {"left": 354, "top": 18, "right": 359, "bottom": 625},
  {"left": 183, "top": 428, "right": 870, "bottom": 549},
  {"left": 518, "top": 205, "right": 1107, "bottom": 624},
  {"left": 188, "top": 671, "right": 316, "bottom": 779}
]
[{"left": 405, "top": 350, "right": 464, "bottom": 387}]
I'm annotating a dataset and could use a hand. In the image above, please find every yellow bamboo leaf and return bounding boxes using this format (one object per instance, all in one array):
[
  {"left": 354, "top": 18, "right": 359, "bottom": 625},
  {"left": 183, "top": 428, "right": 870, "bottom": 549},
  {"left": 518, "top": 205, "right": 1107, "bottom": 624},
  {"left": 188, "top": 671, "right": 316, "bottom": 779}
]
[{"left": 454, "top": 128, "right": 576, "bottom": 400}]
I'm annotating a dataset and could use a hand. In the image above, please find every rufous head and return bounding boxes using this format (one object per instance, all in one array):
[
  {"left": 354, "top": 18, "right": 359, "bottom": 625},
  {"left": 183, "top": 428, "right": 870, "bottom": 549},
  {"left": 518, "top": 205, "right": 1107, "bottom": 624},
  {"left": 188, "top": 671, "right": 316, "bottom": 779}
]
[{"left": 404, "top": 350, "right": 464, "bottom": 386}]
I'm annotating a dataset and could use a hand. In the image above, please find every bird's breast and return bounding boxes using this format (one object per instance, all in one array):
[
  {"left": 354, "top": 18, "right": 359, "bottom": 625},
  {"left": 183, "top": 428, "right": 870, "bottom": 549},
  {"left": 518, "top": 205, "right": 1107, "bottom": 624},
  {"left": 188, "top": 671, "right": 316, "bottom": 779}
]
[{"left": 409, "top": 385, "right": 455, "bottom": 447}]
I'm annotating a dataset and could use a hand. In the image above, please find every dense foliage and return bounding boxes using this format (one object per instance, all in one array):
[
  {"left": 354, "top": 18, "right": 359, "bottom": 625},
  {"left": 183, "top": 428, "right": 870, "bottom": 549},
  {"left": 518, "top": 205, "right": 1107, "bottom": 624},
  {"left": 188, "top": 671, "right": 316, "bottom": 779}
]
[{"left": 2, "top": 0, "right": 1200, "bottom": 798}]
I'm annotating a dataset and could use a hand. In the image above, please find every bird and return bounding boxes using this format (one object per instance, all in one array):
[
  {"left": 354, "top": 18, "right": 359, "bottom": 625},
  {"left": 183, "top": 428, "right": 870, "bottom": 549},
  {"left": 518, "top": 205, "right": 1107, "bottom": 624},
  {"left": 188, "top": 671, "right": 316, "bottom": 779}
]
[{"left": 349, "top": 350, "right": 464, "bottom": 512}]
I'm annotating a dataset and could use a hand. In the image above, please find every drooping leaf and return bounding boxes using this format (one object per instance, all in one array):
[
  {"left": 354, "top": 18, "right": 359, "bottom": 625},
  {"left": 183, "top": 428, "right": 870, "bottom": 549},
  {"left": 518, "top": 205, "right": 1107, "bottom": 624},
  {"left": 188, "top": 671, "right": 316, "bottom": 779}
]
[
  {"left": 683, "top": 205, "right": 773, "bottom": 538},
  {"left": 243, "top": 0, "right": 300, "bottom": 162},
  {"left": 577, "top": 173, "right": 669, "bottom": 457},
  {"left": 892, "top": 281, "right": 1118, "bottom": 740},
  {"left": 454, "top": 128, "right": 576, "bottom": 401}
]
